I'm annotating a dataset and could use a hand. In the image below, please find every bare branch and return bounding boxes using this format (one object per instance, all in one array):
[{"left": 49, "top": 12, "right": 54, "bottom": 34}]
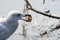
[
  {"left": 25, "top": 0, "right": 60, "bottom": 19},
  {"left": 29, "top": 7, "right": 60, "bottom": 19},
  {"left": 25, "top": 0, "right": 32, "bottom": 8}
]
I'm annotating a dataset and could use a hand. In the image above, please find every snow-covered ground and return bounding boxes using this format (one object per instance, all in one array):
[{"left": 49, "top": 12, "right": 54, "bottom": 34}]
[{"left": 0, "top": 0, "right": 60, "bottom": 40}]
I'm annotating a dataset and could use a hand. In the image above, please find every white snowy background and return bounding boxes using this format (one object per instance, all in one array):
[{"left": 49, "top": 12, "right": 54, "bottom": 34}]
[{"left": 0, "top": 0, "right": 60, "bottom": 40}]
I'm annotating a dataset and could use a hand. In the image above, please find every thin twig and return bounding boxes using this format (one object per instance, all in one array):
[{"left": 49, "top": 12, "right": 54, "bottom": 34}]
[
  {"left": 29, "top": 7, "right": 60, "bottom": 19},
  {"left": 25, "top": 0, "right": 60, "bottom": 19},
  {"left": 25, "top": 0, "right": 32, "bottom": 8}
]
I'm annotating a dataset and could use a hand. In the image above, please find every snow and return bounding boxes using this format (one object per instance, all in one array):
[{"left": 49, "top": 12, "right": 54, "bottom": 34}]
[{"left": 0, "top": 0, "right": 60, "bottom": 40}]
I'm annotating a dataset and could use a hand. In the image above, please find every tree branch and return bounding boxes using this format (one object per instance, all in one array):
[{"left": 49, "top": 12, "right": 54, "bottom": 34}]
[
  {"left": 25, "top": 0, "right": 60, "bottom": 19},
  {"left": 25, "top": 0, "right": 32, "bottom": 8},
  {"left": 29, "top": 7, "right": 60, "bottom": 19}
]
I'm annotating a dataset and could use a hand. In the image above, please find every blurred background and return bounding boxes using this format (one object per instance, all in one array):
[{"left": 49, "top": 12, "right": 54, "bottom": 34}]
[{"left": 0, "top": 0, "right": 60, "bottom": 40}]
